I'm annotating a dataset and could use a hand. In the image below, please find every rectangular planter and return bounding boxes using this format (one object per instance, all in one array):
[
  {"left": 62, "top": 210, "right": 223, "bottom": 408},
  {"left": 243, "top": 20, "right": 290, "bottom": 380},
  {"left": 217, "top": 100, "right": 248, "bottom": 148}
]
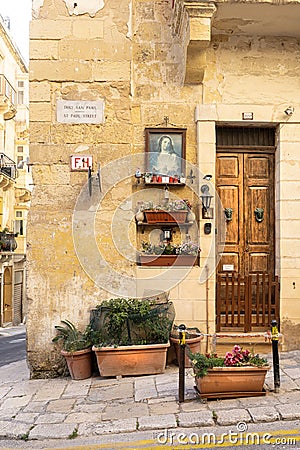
[
  {"left": 92, "top": 342, "right": 170, "bottom": 377},
  {"left": 144, "top": 211, "right": 188, "bottom": 224},
  {"left": 195, "top": 366, "right": 270, "bottom": 399},
  {"left": 139, "top": 254, "right": 197, "bottom": 266}
]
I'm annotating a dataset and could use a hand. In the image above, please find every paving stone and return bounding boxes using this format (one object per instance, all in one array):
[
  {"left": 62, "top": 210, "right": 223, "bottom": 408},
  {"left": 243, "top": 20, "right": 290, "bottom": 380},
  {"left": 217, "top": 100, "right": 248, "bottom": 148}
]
[
  {"left": 33, "top": 382, "right": 68, "bottom": 402},
  {"left": 64, "top": 412, "right": 102, "bottom": 423},
  {"left": 216, "top": 408, "right": 252, "bottom": 426},
  {"left": 88, "top": 382, "right": 133, "bottom": 402},
  {"left": 73, "top": 402, "right": 106, "bottom": 413},
  {"left": 282, "top": 367, "right": 300, "bottom": 380},
  {"left": 102, "top": 401, "right": 149, "bottom": 420},
  {"left": 207, "top": 399, "right": 242, "bottom": 411},
  {"left": 148, "top": 396, "right": 177, "bottom": 404},
  {"left": 23, "top": 401, "right": 48, "bottom": 413},
  {"left": 138, "top": 414, "right": 177, "bottom": 431},
  {"left": 238, "top": 394, "right": 278, "bottom": 408},
  {"left": 5, "top": 380, "right": 46, "bottom": 398},
  {"left": 178, "top": 411, "right": 214, "bottom": 427},
  {"left": 0, "top": 395, "right": 32, "bottom": 410},
  {"left": 29, "top": 423, "right": 77, "bottom": 439},
  {"left": 0, "top": 386, "right": 11, "bottom": 400},
  {"left": 46, "top": 398, "right": 76, "bottom": 413},
  {"left": 274, "top": 389, "right": 300, "bottom": 404},
  {"left": 135, "top": 387, "right": 158, "bottom": 402},
  {"left": 0, "top": 420, "right": 31, "bottom": 438},
  {"left": 62, "top": 379, "right": 91, "bottom": 398},
  {"left": 35, "top": 413, "right": 66, "bottom": 424},
  {"left": 248, "top": 406, "right": 280, "bottom": 423},
  {"left": 275, "top": 404, "right": 300, "bottom": 420},
  {"left": 78, "top": 418, "right": 137, "bottom": 436},
  {"left": 135, "top": 376, "right": 156, "bottom": 391},
  {"left": 14, "top": 412, "right": 39, "bottom": 423},
  {"left": 149, "top": 401, "right": 180, "bottom": 415},
  {"left": 180, "top": 401, "right": 209, "bottom": 412}
]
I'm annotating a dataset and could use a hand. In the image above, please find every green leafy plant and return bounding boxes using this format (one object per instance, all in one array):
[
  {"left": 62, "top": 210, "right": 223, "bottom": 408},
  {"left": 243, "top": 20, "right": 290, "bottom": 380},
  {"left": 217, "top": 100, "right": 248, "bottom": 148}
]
[
  {"left": 90, "top": 297, "right": 175, "bottom": 347},
  {"left": 190, "top": 345, "right": 269, "bottom": 378},
  {"left": 141, "top": 240, "right": 200, "bottom": 256},
  {"left": 52, "top": 320, "right": 92, "bottom": 352}
]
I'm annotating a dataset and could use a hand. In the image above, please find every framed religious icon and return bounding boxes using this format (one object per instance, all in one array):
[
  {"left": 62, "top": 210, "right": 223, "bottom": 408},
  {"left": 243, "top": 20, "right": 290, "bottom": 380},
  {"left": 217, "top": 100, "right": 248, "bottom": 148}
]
[{"left": 145, "top": 128, "right": 186, "bottom": 180}]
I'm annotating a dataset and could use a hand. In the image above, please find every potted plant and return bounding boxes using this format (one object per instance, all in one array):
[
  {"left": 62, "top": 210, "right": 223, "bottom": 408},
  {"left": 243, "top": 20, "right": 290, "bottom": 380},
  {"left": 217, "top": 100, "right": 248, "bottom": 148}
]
[
  {"left": 139, "top": 240, "right": 200, "bottom": 266},
  {"left": 170, "top": 326, "right": 203, "bottom": 368},
  {"left": 190, "top": 345, "right": 270, "bottom": 399},
  {"left": 0, "top": 227, "right": 18, "bottom": 252},
  {"left": 52, "top": 320, "right": 93, "bottom": 380},
  {"left": 91, "top": 297, "right": 175, "bottom": 376}
]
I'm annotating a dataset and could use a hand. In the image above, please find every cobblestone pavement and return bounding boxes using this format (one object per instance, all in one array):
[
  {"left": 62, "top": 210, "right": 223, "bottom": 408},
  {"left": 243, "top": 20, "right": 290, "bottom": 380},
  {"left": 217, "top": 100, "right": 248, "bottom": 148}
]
[{"left": 0, "top": 350, "right": 299, "bottom": 445}]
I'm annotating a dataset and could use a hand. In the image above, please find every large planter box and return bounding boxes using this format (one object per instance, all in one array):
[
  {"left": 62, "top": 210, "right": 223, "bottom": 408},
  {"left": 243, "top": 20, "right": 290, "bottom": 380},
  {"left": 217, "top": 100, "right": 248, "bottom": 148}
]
[
  {"left": 195, "top": 366, "right": 270, "bottom": 399},
  {"left": 144, "top": 211, "right": 188, "bottom": 224},
  {"left": 139, "top": 254, "right": 197, "bottom": 266},
  {"left": 92, "top": 342, "right": 170, "bottom": 377}
]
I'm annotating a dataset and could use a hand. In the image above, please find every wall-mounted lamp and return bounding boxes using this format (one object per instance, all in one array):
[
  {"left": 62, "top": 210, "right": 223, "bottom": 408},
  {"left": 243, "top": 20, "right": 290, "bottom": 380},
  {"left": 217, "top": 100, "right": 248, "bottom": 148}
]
[
  {"left": 200, "top": 184, "right": 214, "bottom": 219},
  {"left": 284, "top": 106, "right": 294, "bottom": 116}
]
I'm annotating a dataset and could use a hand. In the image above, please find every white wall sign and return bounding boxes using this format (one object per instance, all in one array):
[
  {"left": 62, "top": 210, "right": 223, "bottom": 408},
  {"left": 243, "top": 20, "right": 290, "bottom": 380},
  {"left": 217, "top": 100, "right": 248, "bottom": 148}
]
[
  {"left": 70, "top": 155, "right": 93, "bottom": 171},
  {"left": 223, "top": 264, "right": 234, "bottom": 271},
  {"left": 57, "top": 100, "right": 104, "bottom": 124}
]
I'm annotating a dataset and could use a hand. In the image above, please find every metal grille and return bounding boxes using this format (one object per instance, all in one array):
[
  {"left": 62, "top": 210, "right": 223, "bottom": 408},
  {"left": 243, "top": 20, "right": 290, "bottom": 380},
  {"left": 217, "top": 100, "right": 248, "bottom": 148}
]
[{"left": 216, "top": 127, "right": 275, "bottom": 148}]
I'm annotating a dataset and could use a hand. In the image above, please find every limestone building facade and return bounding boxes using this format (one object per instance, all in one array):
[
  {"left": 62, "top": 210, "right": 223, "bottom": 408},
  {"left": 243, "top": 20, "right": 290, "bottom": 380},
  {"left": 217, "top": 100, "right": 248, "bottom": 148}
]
[
  {"left": 0, "top": 14, "right": 30, "bottom": 326},
  {"left": 28, "top": 0, "right": 300, "bottom": 376}
]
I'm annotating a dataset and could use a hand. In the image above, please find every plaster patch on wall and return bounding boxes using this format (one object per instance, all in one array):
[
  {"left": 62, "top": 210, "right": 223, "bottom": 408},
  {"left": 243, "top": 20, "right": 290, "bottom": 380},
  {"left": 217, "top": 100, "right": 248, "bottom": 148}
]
[
  {"left": 64, "top": 0, "right": 104, "bottom": 17},
  {"left": 74, "top": 145, "right": 90, "bottom": 153},
  {"left": 32, "top": 0, "right": 45, "bottom": 19}
]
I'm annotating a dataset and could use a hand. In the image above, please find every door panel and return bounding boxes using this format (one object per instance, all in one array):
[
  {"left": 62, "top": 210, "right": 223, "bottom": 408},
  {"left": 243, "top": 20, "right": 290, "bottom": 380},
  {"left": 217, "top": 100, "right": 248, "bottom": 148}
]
[
  {"left": 216, "top": 153, "right": 244, "bottom": 275},
  {"left": 244, "top": 154, "right": 274, "bottom": 276},
  {"left": 217, "top": 152, "right": 274, "bottom": 277}
]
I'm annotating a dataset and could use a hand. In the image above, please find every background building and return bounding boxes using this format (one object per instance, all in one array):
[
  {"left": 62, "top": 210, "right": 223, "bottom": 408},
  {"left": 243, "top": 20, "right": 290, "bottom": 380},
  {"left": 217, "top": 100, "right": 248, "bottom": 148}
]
[
  {"left": 28, "top": 0, "right": 300, "bottom": 377},
  {"left": 0, "top": 14, "right": 30, "bottom": 326}
]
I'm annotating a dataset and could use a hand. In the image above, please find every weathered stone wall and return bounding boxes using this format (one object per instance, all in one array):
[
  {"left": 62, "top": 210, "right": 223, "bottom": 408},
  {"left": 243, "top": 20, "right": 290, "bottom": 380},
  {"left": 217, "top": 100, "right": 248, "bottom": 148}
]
[{"left": 28, "top": 0, "right": 300, "bottom": 377}]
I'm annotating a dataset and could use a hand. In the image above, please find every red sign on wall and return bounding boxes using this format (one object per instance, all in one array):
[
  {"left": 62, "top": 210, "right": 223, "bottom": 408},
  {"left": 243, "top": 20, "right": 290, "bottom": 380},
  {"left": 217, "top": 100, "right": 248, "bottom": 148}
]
[{"left": 70, "top": 155, "right": 93, "bottom": 171}]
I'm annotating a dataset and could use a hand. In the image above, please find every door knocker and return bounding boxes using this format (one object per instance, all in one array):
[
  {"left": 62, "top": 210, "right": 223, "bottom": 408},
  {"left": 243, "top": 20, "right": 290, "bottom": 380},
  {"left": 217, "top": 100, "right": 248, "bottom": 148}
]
[
  {"left": 224, "top": 208, "right": 233, "bottom": 221},
  {"left": 254, "top": 207, "right": 264, "bottom": 223}
]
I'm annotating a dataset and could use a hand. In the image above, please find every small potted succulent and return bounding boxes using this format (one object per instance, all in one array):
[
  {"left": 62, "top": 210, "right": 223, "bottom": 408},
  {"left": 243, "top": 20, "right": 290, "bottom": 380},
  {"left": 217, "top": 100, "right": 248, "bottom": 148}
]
[
  {"left": 190, "top": 345, "right": 270, "bottom": 399},
  {"left": 52, "top": 320, "right": 92, "bottom": 380}
]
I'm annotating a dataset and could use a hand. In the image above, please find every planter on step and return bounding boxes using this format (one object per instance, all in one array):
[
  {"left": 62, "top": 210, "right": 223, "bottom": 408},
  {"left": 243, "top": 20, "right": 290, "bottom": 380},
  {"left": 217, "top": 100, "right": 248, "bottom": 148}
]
[
  {"left": 195, "top": 366, "right": 270, "bottom": 399},
  {"left": 61, "top": 348, "right": 93, "bottom": 380},
  {"left": 92, "top": 342, "right": 170, "bottom": 377}
]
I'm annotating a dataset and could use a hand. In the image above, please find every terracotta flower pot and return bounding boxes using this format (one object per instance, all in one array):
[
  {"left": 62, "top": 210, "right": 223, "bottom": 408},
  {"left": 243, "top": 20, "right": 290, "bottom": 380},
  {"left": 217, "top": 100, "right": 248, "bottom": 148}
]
[
  {"left": 139, "top": 254, "right": 197, "bottom": 266},
  {"left": 170, "top": 334, "right": 203, "bottom": 368},
  {"left": 195, "top": 366, "right": 270, "bottom": 399},
  {"left": 92, "top": 342, "right": 170, "bottom": 377},
  {"left": 144, "top": 211, "right": 188, "bottom": 224},
  {"left": 61, "top": 348, "right": 92, "bottom": 380}
]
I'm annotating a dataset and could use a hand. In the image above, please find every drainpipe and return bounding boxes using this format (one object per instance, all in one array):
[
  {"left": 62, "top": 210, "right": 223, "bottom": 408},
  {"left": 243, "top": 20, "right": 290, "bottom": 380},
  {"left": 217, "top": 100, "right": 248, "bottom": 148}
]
[{"left": 205, "top": 264, "right": 209, "bottom": 353}]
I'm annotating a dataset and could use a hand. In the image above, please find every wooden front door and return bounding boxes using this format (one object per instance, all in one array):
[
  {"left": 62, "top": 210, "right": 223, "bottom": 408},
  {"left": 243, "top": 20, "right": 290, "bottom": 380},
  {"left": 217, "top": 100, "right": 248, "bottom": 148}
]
[
  {"left": 216, "top": 152, "right": 275, "bottom": 276},
  {"left": 216, "top": 150, "right": 277, "bottom": 331}
]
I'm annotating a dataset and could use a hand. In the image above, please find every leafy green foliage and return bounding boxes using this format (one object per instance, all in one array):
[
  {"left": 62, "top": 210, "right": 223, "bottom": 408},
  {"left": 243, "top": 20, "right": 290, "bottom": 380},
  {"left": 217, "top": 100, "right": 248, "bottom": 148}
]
[
  {"left": 52, "top": 320, "right": 92, "bottom": 352},
  {"left": 91, "top": 297, "right": 174, "bottom": 347},
  {"left": 190, "top": 345, "right": 269, "bottom": 378}
]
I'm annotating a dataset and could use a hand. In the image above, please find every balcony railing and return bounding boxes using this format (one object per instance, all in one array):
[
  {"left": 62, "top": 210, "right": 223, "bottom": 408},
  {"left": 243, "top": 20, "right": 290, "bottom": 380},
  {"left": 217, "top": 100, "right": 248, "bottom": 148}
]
[
  {"left": 0, "top": 153, "right": 17, "bottom": 180},
  {"left": 0, "top": 75, "right": 16, "bottom": 105}
]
